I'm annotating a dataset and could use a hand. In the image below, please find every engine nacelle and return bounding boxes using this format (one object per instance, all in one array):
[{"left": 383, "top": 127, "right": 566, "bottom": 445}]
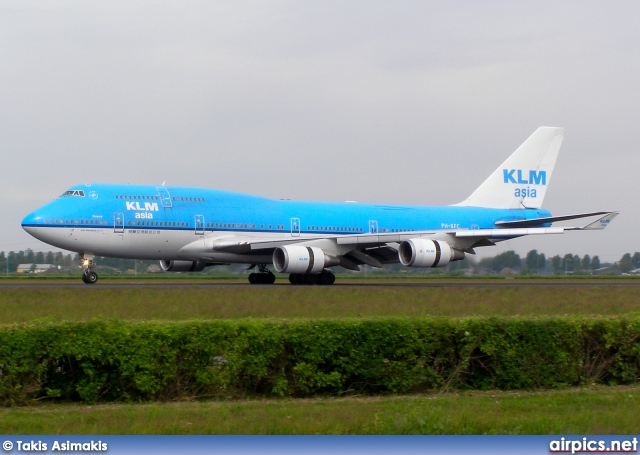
[
  {"left": 273, "top": 245, "right": 327, "bottom": 274},
  {"left": 159, "top": 260, "right": 207, "bottom": 272},
  {"left": 399, "top": 239, "right": 463, "bottom": 268}
]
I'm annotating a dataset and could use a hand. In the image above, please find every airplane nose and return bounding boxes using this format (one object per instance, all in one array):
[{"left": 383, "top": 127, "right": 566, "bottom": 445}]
[{"left": 22, "top": 211, "right": 40, "bottom": 235}]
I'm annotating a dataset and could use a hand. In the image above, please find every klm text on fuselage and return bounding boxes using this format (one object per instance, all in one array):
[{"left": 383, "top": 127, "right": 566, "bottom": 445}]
[{"left": 126, "top": 201, "right": 159, "bottom": 219}]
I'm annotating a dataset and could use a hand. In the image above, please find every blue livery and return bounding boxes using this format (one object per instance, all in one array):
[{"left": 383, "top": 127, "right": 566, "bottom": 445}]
[{"left": 22, "top": 127, "right": 617, "bottom": 284}]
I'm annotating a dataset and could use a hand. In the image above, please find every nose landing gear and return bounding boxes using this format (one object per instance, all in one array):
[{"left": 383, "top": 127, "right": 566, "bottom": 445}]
[{"left": 81, "top": 258, "right": 98, "bottom": 284}]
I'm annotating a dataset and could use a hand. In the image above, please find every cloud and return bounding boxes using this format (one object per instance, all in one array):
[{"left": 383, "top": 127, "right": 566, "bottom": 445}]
[{"left": 1, "top": 1, "right": 638, "bottom": 260}]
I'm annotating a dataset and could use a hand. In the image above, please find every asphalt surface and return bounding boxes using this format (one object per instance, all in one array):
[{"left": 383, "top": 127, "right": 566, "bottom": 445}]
[{"left": 1, "top": 281, "right": 640, "bottom": 289}]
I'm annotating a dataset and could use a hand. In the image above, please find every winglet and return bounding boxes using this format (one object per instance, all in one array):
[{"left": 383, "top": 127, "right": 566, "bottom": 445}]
[{"left": 579, "top": 212, "right": 619, "bottom": 230}]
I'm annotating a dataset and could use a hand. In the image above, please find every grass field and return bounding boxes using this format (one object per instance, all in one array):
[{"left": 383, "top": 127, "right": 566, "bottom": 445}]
[
  {"left": 2, "top": 278, "right": 639, "bottom": 435},
  {"left": 1, "top": 279, "right": 640, "bottom": 323},
  {"left": 1, "top": 386, "right": 638, "bottom": 434}
]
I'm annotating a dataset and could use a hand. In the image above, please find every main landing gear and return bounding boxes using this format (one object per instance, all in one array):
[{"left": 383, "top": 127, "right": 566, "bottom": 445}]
[
  {"left": 81, "top": 258, "right": 98, "bottom": 284},
  {"left": 248, "top": 264, "right": 276, "bottom": 285},
  {"left": 247, "top": 265, "right": 336, "bottom": 285},
  {"left": 289, "top": 269, "right": 335, "bottom": 285}
]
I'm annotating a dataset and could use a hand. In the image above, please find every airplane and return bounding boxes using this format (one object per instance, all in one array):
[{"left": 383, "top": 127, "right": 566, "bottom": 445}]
[{"left": 21, "top": 127, "right": 617, "bottom": 285}]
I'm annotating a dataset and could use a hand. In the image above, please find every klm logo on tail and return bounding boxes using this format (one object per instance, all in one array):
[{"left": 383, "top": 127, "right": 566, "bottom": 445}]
[
  {"left": 503, "top": 169, "right": 547, "bottom": 185},
  {"left": 503, "top": 169, "right": 547, "bottom": 199}
]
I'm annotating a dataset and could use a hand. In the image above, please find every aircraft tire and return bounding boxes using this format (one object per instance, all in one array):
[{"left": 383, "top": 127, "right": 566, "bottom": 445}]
[
  {"left": 86, "top": 271, "right": 98, "bottom": 284},
  {"left": 249, "top": 272, "right": 276, "bottom": 284},
  {"left": 81, "top": 273, "right": 89, "bottom": 284},
  {"left": 303, "top": 274, "right": 318, "bottom": 285},
  {"left": 289, "top": 272, "right": 335, "bottom": 285},
  {"left": 289, "top": 274, "right": 303, "bottom": 285},
  {"left": 319, "top": 270, "right": 336, "bottom": 285}
]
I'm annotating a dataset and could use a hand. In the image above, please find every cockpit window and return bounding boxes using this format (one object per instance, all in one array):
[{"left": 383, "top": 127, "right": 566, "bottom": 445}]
[{"left": 60, "top": 190, "right": 85, "bottom": 197}]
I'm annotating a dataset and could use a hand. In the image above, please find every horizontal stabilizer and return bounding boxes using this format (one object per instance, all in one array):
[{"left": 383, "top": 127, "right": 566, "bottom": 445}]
[
  {"left": 457, "top": 227, "right": 566, "bottom": 238},
  {"left": 457, "top": 212, "right": 619, "bottom": 240},
  {"left": 577, "top": 212, "right": 619, "bottom": 230},
  {"left": 494, "top": 211, "right": 611, "bottom": 228}
]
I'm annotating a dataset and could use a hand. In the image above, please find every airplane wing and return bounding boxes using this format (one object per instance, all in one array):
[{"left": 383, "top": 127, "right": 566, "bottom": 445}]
[
  {"left": 179, "top": 212, "right": 618, "bottom": 266},
  {"left": 204, "top": 211, "right": 619, "bottom": 248}
]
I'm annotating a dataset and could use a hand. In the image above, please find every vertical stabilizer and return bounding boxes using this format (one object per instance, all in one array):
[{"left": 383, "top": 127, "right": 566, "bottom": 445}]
[{"left": 455, "top": 127, "right": 564, "bottom": 209}]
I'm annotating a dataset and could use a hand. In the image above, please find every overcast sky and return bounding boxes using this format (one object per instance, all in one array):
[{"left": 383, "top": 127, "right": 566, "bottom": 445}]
[{"left": 1, "top": 1, "right": 638, "bottom": 263}]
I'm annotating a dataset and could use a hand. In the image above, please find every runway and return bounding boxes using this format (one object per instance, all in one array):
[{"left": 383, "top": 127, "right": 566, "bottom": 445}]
[{"left": 2, "top": 280, "right": 640, "bottom": 289}]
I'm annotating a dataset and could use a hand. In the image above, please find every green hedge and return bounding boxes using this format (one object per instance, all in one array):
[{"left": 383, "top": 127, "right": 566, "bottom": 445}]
[{"left": 1, "top": 318, "right": 639, "bottom": 404}]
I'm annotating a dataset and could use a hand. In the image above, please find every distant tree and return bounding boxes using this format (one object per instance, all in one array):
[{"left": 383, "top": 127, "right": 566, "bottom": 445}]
[
  {"left": 45, "top": 251, "right": 54, "bottom": 264},
  {"left": 619, "top": 253, "right": 633, "bottom": 273},
  {"left": 525, "top": 250, "right": 539, "bottom": 273},
  {"left": 476, "top": 257, "right": 493, "bottom": 272},
  {"left": 63, "top": 254, "right": 73, "bottom": 267},
  {"left": 551, "top": 255, "right": 562, "bottom": 274},
  {"left": 537, "top": 253, "right": 546, "bottom": 272},
  {"left": 581, "top": 254, "right": 591, "bottom": 271},
  {"left": 54, "top": 252, "right": 64, "bottom": 266},
  {"left": 29, "top": 263, "right": 37, "bottom": 273},
  {"left": 573, "top": 254, "right": 582, "bottom": 272},
  {"left": 591, "top": 256, "right": 601, "bottom": 270},
  {"left": 447, "top": 257, "right": 474, "bottom": 272},
  {"left": 35, "top": 251, "right": 45, "bottom": 263},
  {"left": 491, "top": 250, "right": 521, "bottom": 272},
  {"left": 561, "top": 254, "right": 574, "bottom": 273},
  {"left": 632, "top": 252, "right": 640, "bottom": 269},
  {"left": 7, "top": 251, "right": 17, "bottom": 273},
  {"left": 25, "top": 249, "right": 34, "bottom": 263}
]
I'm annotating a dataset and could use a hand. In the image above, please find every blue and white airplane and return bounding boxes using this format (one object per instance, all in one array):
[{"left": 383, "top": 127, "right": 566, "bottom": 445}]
[{"left": 22, "top": 127, "right": 617, "bottom": 284}]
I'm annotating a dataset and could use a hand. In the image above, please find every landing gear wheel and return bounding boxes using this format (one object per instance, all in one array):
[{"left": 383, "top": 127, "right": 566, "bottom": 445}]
[
  {"left": 289, "top": 274, "right": 304, "bottom": 285},
  {"left": 86, "top": 271, "right": 98, "bottom": 284},
  {"left": 82, "top": 271, "right": 98, "bottom": 284},
  {"left": 288, "top": 270, "right": 335, "bottom": 285},
  {"left": 303, "top": 274, "right": 319, "bottom": 285},
  {"left": 80, "top": 257, "right": 98, "bottom": 284},
  {"left": 319, "top": 270, "right": 336, "bottom": 285},
  {"left": 248, "top": 267, "right": 276, "bottom": 285}
]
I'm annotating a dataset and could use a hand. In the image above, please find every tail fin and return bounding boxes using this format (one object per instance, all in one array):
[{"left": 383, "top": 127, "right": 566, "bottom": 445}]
[{"left": 455, "top": 127, "right": 564, "bottom": 209}]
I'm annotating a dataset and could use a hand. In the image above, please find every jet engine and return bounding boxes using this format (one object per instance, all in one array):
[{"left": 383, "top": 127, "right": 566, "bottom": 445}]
[
  {"left": 273, "top": 245, "right": 337, "bottom": 274},
  {"left": 159, "top": 260, "right": 207, "bottom": 272},
  {"left": 398, "top": 239, "right": 464, "bottom": 268}
]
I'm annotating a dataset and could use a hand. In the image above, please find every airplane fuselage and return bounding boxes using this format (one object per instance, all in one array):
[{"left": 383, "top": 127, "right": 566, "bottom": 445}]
[{"left": 22, "top": 183, "right": 550, "bottom": 262}]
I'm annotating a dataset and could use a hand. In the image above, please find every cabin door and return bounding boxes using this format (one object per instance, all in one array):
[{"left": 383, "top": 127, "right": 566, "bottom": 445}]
[
  {"left": 290, "top": 218, "right": 300, "bottom": 237},
  {"left": 195, "top": 215, "right": 205, "bottom": 236},
  {"left": 156, "top": 187, "right": 172, "bottom": 208},
  {"left": 114, "top": 213, "right": 124, "bottom": 233}
]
